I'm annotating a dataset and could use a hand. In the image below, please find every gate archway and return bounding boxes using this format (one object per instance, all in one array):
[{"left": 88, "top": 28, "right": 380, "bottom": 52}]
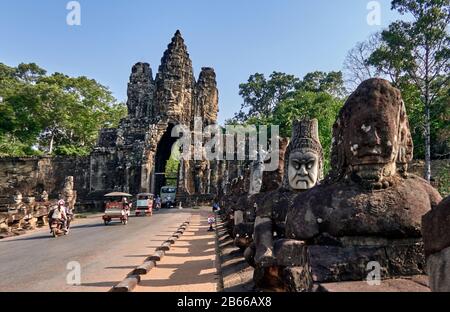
[{"left": 152, "top": 124, "right": 179, "bottom": 196}]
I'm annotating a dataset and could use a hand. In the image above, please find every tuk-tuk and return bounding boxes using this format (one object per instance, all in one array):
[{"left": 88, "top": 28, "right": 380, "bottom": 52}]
[
  {"left": 135, "top": 193, "right": 154, "bottom": 216},
  {"left": 103, "top": 192, "right": 132, "bottom": 225}
]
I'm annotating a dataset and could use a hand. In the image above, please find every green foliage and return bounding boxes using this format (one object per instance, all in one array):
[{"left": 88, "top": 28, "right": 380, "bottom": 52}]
[
  {"left": 164, "top": 143, "right": 181, "bottom": 187},
  {"left": 0, "top": 62, "right": 127, "bottom": 157},
  {"left": 54, "top": 145, "right": 91, "bottom": 157},
  {"left": 270, "top": 91, "right": 344, "bottom": 173},
  {"left": 296, "top": 71, "right": 347, "bottom": 98},
  {"left": 430, "top": 78, "right": 450, "bottom": 158},
  {"left": 231, "top": 72, "right": 300, "bottom": 122},
  {"left": 231, "top": 71, "right": 346, "bottom": 124},
  {"left": 367, "top": 0, "right": 450, "bottom": 166},
  {"left": 0, "top": 134, "right": 42, "bottom": 157},
  {"left": 436, "top": 162, "right": 450, "bottom": 197},
  {"left": 231, "top": 70, "right": 345, "bottom": 174}
]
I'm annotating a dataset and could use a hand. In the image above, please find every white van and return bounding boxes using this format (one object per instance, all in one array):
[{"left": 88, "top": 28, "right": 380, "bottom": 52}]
[{"left": 160, "top": 186, "right": 177, "bottom": 208}]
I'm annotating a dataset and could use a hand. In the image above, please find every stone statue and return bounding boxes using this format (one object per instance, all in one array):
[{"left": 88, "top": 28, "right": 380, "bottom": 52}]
[
  {"left": 9, "top": 191, "right": 27, "bottom": 212},
  {"left": 62, "top": 176, "right": 77, "bottom": 211},
  {"left": 233, "top": 138, "right": 289, "bottom": 250},
  {"left": 249, "top": 148, "right": 268, "bottom": 196},
  {"left": 40, "top": 191, "right": 49, "bottom": 202},
  {"left": 423, "top": 195, "right": 450, "bottom": 292},
  {"left": 247, "top": 120, "right": 323, "bottom": 290},
  {"left": 284, "top": 119, "right": 323, "bottom": 191},
  {"left": 12, "top": 191, "right": 23, "bottom": 205},
  {"left": 280, "top": 78, "right": 442, "bottom": 291},
  {"left": 194, "top": 162, "right": 203, "bottom": 194}
]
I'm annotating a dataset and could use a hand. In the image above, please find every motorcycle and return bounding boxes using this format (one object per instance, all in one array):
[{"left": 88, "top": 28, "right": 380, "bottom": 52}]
[{"left": 50, "top": 219, "right": 67, "bottom": 238}]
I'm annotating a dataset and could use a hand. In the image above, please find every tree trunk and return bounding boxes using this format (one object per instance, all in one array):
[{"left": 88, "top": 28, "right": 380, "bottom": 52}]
[
  {"left": 424, "top": 104, "right": 431, "bottom": 182},
  {"left": 48, "top": 133, "right": 55, "bottom": 155},
  {"left": 423, "top": 45, "right": 431, "bottom": 183}
]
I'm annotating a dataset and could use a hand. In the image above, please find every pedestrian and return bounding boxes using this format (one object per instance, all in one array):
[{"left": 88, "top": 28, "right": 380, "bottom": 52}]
[
  {"left": 207, "top": 215, "right": 215, "bottom": 232},
  {"left": 212, "top": 201, "right": 220, "bottom": 213}
]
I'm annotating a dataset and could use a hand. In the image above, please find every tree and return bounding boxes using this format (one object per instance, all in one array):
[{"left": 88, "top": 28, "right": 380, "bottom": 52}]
[
  {"left": 229, "top": 71, "right": 346, "bottom": 171},
  {"left": 38, "top": 73, "right": 126, "bottom": 155},
  {"left": 368, "top": 0, "right": 450, "bottom": 181},
  {"left": 15, "top": 63, "right": 47, "bottom": 84},
  {"left": 164, "top": 143, "right": 181, "bottom": 187},
  {"left": 0, "top": 62, "right": 127, "bottom": 156},
  {"left": 232, "top": 72, "right": 299, "bottom": 122},
  {"left": 270, "top": 91, "right": 344, "bottom": 173},
  {"left": 230, "top": 70, "right": 346, "bottom": 125},
  {"left": 343, "top": 33, "right": 383, "bottom": 89},
  {"left": 297, "top": 71, "right": 347, "bottom": 98}
]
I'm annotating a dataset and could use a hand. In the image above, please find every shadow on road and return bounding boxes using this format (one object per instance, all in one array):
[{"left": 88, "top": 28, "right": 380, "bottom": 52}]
[
  {"left": 0, "top": 234, "right": 52, "bottom": 243},
  {"left": 71, "top": 223, "right": 108, "bottom": 229},
  {"left": 80, "top": 281, "right": 121, "bottom": 288},
  {"left": 104, "top": 265, "right": 139, "bottom": 270}
]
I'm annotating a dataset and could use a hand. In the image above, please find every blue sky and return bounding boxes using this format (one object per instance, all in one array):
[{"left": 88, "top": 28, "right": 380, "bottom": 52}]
[{"left": 0, "top": 0, "right": 403, "bottom": 124}]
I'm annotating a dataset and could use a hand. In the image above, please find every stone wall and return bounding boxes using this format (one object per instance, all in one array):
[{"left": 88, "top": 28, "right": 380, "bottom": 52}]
[{"left": 0, "top": 156, "right": 89, "bottom": 200}]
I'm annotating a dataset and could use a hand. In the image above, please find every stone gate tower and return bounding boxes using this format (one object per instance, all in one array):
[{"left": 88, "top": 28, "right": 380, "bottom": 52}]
[{"left": 89, "top": 31, "right": 219, "bottom": 204}]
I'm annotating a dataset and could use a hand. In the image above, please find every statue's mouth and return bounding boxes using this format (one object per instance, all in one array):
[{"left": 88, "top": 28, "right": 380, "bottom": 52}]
[
  {"left": 358, "top": 148, "right": 382, "bottom": 157},
  {"left": 293, "top": 177, "right": 312, "bottom": 185}
]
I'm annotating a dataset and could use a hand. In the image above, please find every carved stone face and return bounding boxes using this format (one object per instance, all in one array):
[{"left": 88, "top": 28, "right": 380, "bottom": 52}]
[
  {"left": 343, "top": 101, "right": 398, "bottom": 182},
  {"left": 64, "top": 176, "right": 74, "bottom": 190},
  {"left": 249, "top": 168, "right": 263, "bottom": 195},
  {"left": 41, "top": 191, "right": 49, "bottom": 202},
  {"left": 13, "top": 192, "right": 23, "bottom": 205},
  {"left": 288, "top": 149, "right": 320, "bottom": 190}
]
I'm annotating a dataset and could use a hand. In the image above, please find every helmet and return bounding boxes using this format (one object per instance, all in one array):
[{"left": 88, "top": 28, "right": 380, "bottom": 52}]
[{"left": 58, "top": 199, "right": 65, "bottom": 206}]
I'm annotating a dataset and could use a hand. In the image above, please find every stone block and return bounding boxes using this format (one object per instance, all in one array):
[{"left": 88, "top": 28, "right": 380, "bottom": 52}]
[
  {"left": 422, "top": 196, "right": 450, "bottom": 257},
  {"left": 273, "top": 239, "right": 307, "bottom": 267},
  {"left": 427, "top": 246, "right": 450, "bottom": 292},
  {"left": 282, "top": 266, "right": 314, "bottom": 292},
  {"left": 306, "top": 245, "right": 389, "bottom": 283},
  {"left": 385, "top": 242, "right": 426, "bottom": 276}
]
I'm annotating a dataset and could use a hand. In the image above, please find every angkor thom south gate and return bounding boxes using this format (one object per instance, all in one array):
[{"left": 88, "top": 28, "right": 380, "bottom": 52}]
[
  {"left": 0, "top": 31, "right": 234, "bottom": 209},
  {"left": 89, "top": 31, "right": 220, "bottom": 205}
]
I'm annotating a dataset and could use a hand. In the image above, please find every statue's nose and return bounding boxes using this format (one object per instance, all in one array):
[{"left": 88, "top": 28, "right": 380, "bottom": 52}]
[
  {"left": 299, "top": 165, "right": 308, "bottom": 176},
  {"left": 366, "top": 128, "right": 381, "bottom": 146}
]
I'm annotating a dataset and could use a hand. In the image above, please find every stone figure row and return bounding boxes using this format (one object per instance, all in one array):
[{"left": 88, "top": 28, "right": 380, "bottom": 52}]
[{"left": 220, "top": 78, "right": 446, "bottom": 291}]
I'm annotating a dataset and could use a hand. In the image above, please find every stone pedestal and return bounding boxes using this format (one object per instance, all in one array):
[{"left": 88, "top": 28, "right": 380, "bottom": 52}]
[
  {"left": 423, "top": 196, "right": 450, "bottom": 292},
  {"left": 275, "top": 238, "right": 426, "bottom": 292}
]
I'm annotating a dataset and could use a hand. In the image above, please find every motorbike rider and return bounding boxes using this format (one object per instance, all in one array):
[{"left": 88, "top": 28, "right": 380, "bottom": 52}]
[
  {"left": 122, "top": 197, "right": 131, "bottom": 216},
  {"left": 48, "top": 200, "right": 68, "bottom": 234},
  {"left": 64, "top": 201, "right": 74, "bottom": 233},
  {"left": 155, "top": 196, "right": 161, "bottom": 211}
]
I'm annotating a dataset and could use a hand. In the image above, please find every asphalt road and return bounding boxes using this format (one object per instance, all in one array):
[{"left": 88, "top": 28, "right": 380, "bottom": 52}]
[{"left": 0, "top": 209, "right": 191, "bottom": 292}]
